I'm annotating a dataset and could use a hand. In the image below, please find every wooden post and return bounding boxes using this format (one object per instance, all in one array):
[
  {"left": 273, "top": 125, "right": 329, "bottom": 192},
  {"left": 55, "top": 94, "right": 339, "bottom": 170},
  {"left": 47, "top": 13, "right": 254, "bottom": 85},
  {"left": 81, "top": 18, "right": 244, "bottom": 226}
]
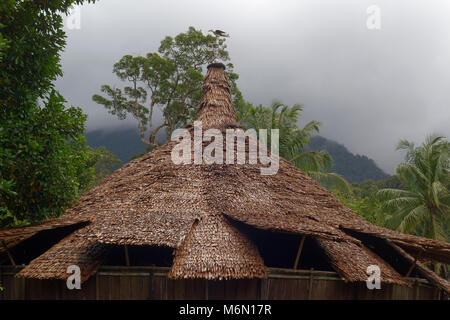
[
  {"left": 413, "top": 280, "right": 418, "bottom": 300},
  {"left": 22, "top": 275, "right": 26, "bottom": 299},
  {"left": 386, "top": 241, "right": 450, "bottom": 295},
  {"left": 405, "top": 262, "right": 416, "bottom": 278},
  {"left": 149, "top": 270, "right": 154, "bottom": 300},
  {"left": 124, "top": 245, "right": 130, "bottom": 267},
  {"left": 405, "top": 250, "right": 424, "bottom": 278},
  {"left": 1, "top": 240, "right": 16, "bottom": 266},
  {"left": 308, "top": 268, "right": 314, "bottom": 300},
  {"left": 260, "top": 278, "right": 268, "bottom": 300},
  {"left": 293, "top": 235, "right": 306, "bottom": 270},
  {"left": 95, "top": 272, "right": 100, "bottom": 300}
]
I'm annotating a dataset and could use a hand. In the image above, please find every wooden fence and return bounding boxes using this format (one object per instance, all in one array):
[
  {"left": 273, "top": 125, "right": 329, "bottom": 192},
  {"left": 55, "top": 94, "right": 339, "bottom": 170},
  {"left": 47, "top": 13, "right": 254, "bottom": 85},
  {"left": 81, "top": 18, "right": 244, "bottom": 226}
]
[{"left": 0, "top": 265, "right": 443, "bottom": 300}]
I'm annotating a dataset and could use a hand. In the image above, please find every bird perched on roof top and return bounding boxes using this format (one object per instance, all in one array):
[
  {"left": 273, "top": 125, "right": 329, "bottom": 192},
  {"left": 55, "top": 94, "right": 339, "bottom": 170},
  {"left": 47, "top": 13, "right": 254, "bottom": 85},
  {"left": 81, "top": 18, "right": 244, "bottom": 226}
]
[
  {"left": 208, "top": 29, "right": 230, "bottom": 63},
  {"left": 208, "top": 29, "right": 230, "bottom": 38}
]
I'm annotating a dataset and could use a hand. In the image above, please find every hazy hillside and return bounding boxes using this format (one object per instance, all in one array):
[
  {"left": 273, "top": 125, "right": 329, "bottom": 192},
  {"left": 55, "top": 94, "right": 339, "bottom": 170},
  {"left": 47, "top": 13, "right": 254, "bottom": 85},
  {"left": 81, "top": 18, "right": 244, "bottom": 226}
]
[
  {"left": 85, "top": 128, "right": 147, "bottom": 163},
  {"left": 305, "top": 136, "right": 388, "bottom": 183},
  {"left": 86, "top": 128, "right": 388, "bottom": 183}
]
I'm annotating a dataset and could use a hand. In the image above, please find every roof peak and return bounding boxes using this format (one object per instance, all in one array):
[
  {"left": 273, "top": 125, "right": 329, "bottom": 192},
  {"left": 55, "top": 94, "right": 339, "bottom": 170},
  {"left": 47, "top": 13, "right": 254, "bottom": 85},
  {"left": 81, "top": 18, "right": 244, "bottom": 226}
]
[
  {"left": 196, "top": 63, "right": 237, "bottom": 129},
  {"left": 207, "top": 62, "right": 226, "bottom": 70}
]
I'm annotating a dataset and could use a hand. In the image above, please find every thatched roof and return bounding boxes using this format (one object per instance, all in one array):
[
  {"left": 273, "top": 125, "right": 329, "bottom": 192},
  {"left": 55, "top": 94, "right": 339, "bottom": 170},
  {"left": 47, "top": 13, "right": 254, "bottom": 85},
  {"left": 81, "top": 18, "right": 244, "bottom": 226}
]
[
  {"left": 15, "top": 227, "right": 108, "bottom": 282},
  {"left": 316, "top": 238, "right": 407, "bottom": 285},
  {"left": 3, "top": 63, "right": 450, "bottom": 293},
  {"left": 168, "top": 215, "right": 267, "bottom": 280},
  {"left": 0, "top": 216, "right": 89, "bottom": 254}
]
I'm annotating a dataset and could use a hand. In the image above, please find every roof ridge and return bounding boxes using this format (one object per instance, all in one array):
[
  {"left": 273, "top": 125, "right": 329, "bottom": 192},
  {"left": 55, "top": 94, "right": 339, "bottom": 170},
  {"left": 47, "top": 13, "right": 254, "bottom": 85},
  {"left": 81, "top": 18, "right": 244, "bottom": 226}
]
[{"left": 196, "top": 64, "right": 237, "bottom": 130}]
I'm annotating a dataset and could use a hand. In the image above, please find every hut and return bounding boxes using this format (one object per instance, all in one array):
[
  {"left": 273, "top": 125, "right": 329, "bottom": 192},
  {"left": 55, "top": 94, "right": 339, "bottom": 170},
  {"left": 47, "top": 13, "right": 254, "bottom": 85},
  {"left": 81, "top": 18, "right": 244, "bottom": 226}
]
[{"left": 1, "top": 63, "right": 449, "bottom": 300}]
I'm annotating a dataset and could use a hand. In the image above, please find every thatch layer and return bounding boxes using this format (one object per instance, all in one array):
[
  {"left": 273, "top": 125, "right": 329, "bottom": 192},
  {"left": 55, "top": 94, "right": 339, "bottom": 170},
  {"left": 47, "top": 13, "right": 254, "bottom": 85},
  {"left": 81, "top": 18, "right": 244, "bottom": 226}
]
[
  {"left": 340, "top": 218, "right": 450, "bottom": 265},
  {"left": 386, "top": 241, "right": 450, "bottom": 294},
  {"left": 316, "top": 238, "right": 408, "bottom": 285},
  {"left": 0, "top": 216, "right": 90, "bottom": 253},
  {"left": 4, "top": 64, "right": 448, "bottom": 287},
  {"left": 81, "top": 143, "right": 205, "bottom": 247},
  {"left": 169, "top": 215, "right": 267, "bottom": 280},
  {"left": 197, "top": 66, "right": 237, "bottom": 130},
  {"left": 16, "top": 227, "right": 107, "bottom": 282},
  {"left": 203, "top": 159, "right": 357, "bottom": 242}
]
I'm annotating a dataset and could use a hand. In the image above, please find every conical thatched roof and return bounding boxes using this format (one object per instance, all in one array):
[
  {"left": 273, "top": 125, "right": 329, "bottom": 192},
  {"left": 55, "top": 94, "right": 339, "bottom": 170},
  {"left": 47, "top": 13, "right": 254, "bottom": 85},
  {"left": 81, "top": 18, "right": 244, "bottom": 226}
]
[{"left": 2, "top": 63, "right": 449, "bottom": 293}]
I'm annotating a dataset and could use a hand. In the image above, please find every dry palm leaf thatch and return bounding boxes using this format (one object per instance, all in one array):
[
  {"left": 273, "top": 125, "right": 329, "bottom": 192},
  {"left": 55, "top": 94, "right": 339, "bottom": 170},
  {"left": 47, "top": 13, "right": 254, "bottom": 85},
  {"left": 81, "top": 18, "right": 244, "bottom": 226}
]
[
  {"left": 316, "top": 238, "right": 408, "bottom": 285},
  {"left": 0, "top": 215, "right": 90, "bottom": 253},
  {"left": 169, "top": 214, "right": 266, "bottom": 280},
  {"left": 386, "top": 241, "right": 450, "bottom": 293},
  {"left": 3, "top": 63, "right": 448, "bottom": 288},
  {"left": 202, "top": 158, "right": 357, "bottom": 242},
  {"left": 81, "top": 144, "right": 206, "bottom": 247},
  {"left": 339, "top": 213, "right": 450, "bottom": 265},
  {"left": 16, "top": 226, "right": 108, "bottom": 283},
  {"left": 197, "top": 63, "right": 237, "bottom": 130}
]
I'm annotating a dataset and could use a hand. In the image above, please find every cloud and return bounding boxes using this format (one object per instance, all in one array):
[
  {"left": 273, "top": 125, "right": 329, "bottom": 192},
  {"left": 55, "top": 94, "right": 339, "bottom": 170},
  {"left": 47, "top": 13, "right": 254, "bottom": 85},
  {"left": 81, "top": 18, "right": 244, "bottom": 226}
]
[{"left": 55, "top": 0, "right": 450, "bottom": 173}]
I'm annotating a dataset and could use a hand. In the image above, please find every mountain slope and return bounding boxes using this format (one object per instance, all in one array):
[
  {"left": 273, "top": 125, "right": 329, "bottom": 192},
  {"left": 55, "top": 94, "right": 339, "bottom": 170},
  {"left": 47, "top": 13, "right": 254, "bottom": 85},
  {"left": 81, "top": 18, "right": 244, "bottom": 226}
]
[{"left": 305, "top": 136, "right": 388, "bottom": 183}]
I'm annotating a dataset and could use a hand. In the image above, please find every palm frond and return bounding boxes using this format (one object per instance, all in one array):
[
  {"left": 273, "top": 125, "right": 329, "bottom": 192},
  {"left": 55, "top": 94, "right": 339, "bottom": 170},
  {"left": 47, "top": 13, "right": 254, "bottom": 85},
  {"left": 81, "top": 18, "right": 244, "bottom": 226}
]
[
  {"left": 382, "top": 134, "right": 449, "bottom": 241},
  {"left": 308, "top": 171, "right": 351, "bottom": 193},
  {"left": 397, "top": 205, "right": 428, "bottom": 234},
  {"left": 377, "top": 188, "right": 418, "bottom": 201},
  {"left": 381, "top": 197, "right": 421, "bottom": 211},
  {"left": 289, "top": 151, "right": 328, "bottom": 172}
]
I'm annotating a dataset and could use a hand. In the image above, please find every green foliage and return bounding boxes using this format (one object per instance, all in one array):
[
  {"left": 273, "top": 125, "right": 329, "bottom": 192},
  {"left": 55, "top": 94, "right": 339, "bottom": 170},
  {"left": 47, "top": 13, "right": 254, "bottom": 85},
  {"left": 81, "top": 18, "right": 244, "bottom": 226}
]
[
  {"left": 0, "top": 23, "right": 8, "bottom": 63},
  {"left": 89, "top": 146, "right": 122, "bottom": 187},
  {"left": 0, "top": 0, "right": 96, "bottom": 105},
  {"left": 0, "top": 178, "right": 17, "bottom": 228},
  {"left": 331, "top": 176, "right": 407, "bottom": 228},
  {"left": 334, "top": 190, "right": 385, "bottom": 226},
  {"left": 0, "top": 97, "right": 120, "bottom": 228},
  {"left": 0, "top": 0, "right": 98, "bottom": 228},
  {"left": 0, "top": 92, "right": 92, "bottom": 227},
  {"left": 332, "top": 177, "right": 399, "bottom": 226},
  {"left": 93, "top": 27, "right": 240, "bottom": 147},
  {"left": 377, "top": 135, "right": 449, "bottom": 243},
  {"left": 376, "top": 174, "right": 405, "bottom": 190},
  {"left": 237, "top": 100, "right": 350, "bottom": 193}
]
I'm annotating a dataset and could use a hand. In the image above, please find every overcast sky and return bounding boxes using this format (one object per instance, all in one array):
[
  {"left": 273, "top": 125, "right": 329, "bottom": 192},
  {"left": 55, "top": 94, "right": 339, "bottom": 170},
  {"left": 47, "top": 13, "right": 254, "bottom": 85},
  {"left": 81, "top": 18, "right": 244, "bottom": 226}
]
[{"left": 56, "top": 0, "right": 450, "bottom": 173}]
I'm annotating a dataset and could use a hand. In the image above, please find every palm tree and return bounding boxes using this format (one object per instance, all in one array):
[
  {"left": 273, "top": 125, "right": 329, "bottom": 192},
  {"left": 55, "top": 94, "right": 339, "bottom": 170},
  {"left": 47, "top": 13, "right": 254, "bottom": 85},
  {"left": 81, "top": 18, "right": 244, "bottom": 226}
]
[
  {"left": 377, "top": 135, "right": 449, "bottom": 242},
  {"left": 237, "top": 100, "right": 350, "bottom": 192}
]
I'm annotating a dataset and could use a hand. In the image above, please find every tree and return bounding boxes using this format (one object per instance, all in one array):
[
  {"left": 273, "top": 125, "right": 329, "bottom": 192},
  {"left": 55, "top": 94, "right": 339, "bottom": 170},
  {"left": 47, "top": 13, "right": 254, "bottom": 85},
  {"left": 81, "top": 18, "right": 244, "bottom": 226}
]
[
  {"left": 238, "top": 100, "right": 350, "bottom": 192},
  {"left": 73, "top": 145, "right": 121, "bottom": 195},
  {"left": 0, "top": 23, "right": 8, "bottom": 63},
  {"left": 0, "top": 0, "right": 96, "bottom": 106},
  {"left": 0, "top": 92, "right": 96, "bottom": 227},
  {"left": 0, "top": 0, "right": 97, "bottom": 228},
  {"left": 377, "top": 135, "right": 449, "bottom": 243},
  {"left": 93, "top": 27, "right": 240, "bottom": 148},
  {"left": 376, "top": 174, "right": 405, "bottom": 190},
  {"left": 334, "top": 190, "right": 384, "bottom": 226},
  {"left": 89, "top": 146, "right": 122, "bottom": 187},
  {"left": 332, "top": 179, "right": 385, "bottom": 226}
]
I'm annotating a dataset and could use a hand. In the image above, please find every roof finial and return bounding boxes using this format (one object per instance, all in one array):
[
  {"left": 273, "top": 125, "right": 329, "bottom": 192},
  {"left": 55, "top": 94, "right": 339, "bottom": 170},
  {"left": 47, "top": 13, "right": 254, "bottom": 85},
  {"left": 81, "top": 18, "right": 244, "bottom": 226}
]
[{"left": 208, "top": 29, "right": 230, "bottom": 64}]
